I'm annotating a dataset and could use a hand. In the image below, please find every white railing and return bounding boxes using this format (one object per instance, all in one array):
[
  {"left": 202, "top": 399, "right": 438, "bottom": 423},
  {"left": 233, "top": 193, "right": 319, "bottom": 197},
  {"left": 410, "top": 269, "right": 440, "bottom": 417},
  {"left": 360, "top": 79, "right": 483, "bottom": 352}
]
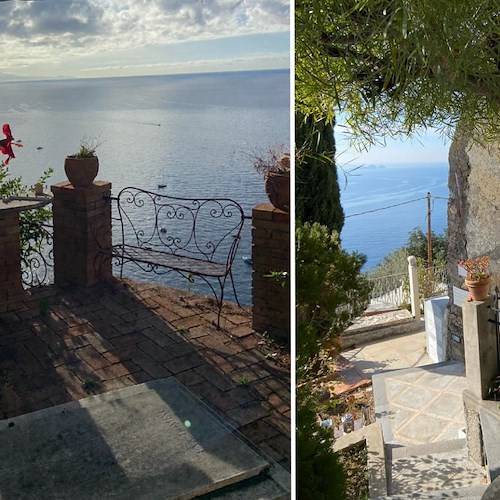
[
  {"left": 367, "top": 260, "right": 448, "bottom": 315},
  {"left": 367, "top": 272, "right": 409, "bottom": 307}
]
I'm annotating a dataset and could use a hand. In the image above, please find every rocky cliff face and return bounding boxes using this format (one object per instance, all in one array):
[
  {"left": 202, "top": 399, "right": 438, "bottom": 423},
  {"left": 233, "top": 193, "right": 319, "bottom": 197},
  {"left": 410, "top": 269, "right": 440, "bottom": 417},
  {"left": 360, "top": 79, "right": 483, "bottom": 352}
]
[{"left": 446, "top": 135, "right": 500, "bottom": 361}]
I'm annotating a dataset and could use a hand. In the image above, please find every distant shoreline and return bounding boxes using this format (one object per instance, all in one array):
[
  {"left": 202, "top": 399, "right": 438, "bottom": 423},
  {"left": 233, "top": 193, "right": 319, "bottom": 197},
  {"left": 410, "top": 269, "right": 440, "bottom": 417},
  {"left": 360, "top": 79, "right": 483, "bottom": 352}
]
[{"left": 0, "top": 67, "right": 290, "bottom": 86}]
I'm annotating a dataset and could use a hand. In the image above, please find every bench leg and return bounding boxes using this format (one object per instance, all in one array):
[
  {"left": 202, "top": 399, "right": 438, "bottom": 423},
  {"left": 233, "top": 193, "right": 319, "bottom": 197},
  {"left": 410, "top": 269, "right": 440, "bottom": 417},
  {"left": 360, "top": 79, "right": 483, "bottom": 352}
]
[
  {"left": 216, "top": 277, "right": 225, "bottom": 330},
  {"left": 229, "top": 270, "right": 241, "bottom": 308}
]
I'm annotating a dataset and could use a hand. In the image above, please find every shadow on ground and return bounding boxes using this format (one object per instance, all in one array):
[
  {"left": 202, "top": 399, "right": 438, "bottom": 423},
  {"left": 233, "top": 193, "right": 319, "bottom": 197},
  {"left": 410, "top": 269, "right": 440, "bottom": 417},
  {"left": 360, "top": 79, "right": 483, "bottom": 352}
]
[{"left": 0, "top": 278, "right": 290, "bottom": 474}]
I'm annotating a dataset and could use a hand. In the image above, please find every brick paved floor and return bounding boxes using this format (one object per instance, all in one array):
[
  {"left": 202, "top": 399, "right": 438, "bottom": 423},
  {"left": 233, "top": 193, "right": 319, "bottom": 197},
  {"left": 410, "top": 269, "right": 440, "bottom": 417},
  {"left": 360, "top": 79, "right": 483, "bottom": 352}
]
[{"left": 0, "top": 279, "right": 290, "bottom": 470}]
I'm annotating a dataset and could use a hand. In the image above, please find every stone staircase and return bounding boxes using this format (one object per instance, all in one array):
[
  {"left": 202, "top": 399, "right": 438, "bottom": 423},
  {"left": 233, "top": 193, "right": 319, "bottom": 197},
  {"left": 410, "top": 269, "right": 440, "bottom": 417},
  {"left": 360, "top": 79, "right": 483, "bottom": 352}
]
[
  {"left": 382, "top": 439, "right": 487, "bottom": 498},
  {"left": 0, "top": 378, "right": 290, "bottom": 499},
  {"left": 353, "top": 361, "right": 491, "bottom": 498}
]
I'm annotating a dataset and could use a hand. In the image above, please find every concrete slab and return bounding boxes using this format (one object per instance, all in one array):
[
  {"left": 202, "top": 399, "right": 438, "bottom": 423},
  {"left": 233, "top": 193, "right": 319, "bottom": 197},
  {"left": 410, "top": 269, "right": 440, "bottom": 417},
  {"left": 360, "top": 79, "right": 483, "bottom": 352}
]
[
  {"left": 343, "top": 330, "right": 432, "bottom": 377},
  {"left": 0, "top": 378, "right": 270, "bottom": 500}
]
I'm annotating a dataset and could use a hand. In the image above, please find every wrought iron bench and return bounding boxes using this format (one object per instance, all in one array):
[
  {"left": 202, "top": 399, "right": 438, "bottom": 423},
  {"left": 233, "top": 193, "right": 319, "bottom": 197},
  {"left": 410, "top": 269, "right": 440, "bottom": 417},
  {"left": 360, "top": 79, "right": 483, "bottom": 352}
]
[{"left": 108, "top": 187, "right": 244, "bottom": 328}]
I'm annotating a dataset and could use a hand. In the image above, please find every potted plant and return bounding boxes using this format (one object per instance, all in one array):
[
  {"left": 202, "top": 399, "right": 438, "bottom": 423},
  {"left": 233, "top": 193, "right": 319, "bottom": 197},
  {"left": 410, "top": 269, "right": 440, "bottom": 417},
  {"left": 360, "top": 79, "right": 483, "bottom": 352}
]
[
  {"left": 458, "top": 255, "right": 491, "bottom": 301},
  {"left": 64, "top": 138, "right": 100, "bottom": 188},
  {"left": 253, "top": 145, "right": 290, "bottom": 212}
]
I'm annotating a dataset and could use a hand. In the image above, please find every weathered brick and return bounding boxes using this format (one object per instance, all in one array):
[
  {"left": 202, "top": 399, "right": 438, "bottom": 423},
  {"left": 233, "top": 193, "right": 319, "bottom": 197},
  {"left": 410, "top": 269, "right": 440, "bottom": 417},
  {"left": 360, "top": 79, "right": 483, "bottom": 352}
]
[
  {"left": 75, "top": 345, "right": 111, "bottom": 370},
  {"left": 131, "top": 354, "right": 171, "bottom": 378}
]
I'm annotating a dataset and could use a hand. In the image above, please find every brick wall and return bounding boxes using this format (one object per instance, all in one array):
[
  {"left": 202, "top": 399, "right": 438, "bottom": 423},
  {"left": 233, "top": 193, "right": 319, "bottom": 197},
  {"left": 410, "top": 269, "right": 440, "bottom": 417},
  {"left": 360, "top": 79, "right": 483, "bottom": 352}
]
[
  {"left": 0, "top": 211, "right": 24, "bottom": 312},
  {"left": 251, "top": 202, "right": 290, "bottom": 345},
  {"left": 51, "top": 181, "right": 112, "bottom": 287}
]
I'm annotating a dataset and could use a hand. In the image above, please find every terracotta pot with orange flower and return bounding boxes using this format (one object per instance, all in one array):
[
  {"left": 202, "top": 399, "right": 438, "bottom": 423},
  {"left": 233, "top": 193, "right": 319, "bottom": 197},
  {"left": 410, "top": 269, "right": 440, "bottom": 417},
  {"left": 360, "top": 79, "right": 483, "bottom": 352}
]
[{"left": 458, "top": 255, "right": 491, "bottom": 301}]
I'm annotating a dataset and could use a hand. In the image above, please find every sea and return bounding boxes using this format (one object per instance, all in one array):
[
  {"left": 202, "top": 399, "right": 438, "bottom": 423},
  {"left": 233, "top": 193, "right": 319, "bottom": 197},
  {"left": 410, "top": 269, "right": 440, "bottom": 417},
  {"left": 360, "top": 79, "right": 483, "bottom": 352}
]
[
  {"left": 339, "top": 162, "right": 449, "bottom": 270},
  {"left": 0, "top": 69, "right": 290, "bottom": 304}
]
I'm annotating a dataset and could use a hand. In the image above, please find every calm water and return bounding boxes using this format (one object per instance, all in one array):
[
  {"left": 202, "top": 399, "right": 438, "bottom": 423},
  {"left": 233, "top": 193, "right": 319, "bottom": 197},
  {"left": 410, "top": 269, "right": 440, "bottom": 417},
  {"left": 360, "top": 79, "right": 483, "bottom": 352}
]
[
  {"left": 1, "top": 70, "right": 290, "bottom": 303},
  {"left": 340, "top": 162, "right": 449, "bottom": 269}
]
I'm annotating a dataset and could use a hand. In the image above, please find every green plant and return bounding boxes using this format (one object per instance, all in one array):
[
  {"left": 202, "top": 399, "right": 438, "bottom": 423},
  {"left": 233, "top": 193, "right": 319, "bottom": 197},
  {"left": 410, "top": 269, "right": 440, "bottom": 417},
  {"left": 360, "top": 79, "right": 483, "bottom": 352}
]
[
  {"left": 295, "top": 112, "right": 344, "bottom": 233},
  {"left": 296, "top": 221, "right": 371, "bottom": 379},
  {"left": 177, "top": 325, "right": 188, "bottom": 333},
  {"left": 71, "top": 138, "right": 100, "bottom": 158},
  {"left": 81, "top": 379, "right": 100, "bottom": 391},
  {"left": 263, "top": 270, "right": 289, "bottom": 288},
  {"left": 0, "top": 164, "right": 53, "bottom": 267},
  {"left": 297, "top": 386, "right": 346, "bottom": 499},
  {"left": 38, "top": 298, "right": 49, "bottom": 317},
  {"left": 237, "top": 375, "right": 250, "bottom": 385},
  {"left": 296, "top": 0, "right": 500, "bottom": 145}
]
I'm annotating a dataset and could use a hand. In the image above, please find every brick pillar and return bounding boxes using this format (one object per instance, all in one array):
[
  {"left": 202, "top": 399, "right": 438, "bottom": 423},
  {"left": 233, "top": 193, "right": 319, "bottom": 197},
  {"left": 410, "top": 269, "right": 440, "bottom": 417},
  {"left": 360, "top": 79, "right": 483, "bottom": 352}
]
[
  {"left": 252, "top": 202, "right": 290, "bottom": 344},
  {"left": 0, "top": 211, "right": 25, "bottom": 312},
  {"left": 51, "top": 181, "right": 112, "bottom": 287}
]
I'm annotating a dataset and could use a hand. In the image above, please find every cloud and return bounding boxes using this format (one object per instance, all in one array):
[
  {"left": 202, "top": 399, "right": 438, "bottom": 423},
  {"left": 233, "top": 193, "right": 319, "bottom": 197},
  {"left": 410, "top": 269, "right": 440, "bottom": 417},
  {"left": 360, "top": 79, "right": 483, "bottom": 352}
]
[
  {"left": 0, "top": 0, "right": 289, "bottom": 61},
  {"left": 79, "top": 51, "right": 289, "bottom": 76}
]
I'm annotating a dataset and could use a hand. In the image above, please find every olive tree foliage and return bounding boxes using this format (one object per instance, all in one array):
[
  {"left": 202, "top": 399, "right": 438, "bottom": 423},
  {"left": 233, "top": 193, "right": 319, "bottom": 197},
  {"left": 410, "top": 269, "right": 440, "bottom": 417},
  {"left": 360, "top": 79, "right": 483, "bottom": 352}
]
[{"left": 296, "top": 0, "right": 500, "bottom": 147}]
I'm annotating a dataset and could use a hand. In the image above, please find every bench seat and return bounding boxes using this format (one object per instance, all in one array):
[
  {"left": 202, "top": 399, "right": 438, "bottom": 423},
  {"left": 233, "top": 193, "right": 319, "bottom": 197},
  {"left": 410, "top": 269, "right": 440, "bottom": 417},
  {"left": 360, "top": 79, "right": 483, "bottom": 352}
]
[{"left": 111, "top": 244, "right": 228, "bottom": 278}]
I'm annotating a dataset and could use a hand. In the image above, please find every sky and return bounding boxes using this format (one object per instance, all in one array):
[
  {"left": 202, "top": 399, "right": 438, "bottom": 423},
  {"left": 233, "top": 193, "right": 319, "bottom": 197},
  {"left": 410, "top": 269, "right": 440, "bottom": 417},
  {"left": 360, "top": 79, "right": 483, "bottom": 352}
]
[
  {"left": 335, "top": 124, "right": 451, "bottom": 168},
  {"left": 0, "top": 0, "right": 290, "bottom": 80}
]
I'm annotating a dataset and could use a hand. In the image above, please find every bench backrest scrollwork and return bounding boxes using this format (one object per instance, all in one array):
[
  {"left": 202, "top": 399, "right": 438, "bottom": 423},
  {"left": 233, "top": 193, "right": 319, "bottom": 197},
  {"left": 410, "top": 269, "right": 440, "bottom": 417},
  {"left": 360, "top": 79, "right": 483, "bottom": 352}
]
[{"left": 114, "top": 187, "right": 245, "bottom": 272}]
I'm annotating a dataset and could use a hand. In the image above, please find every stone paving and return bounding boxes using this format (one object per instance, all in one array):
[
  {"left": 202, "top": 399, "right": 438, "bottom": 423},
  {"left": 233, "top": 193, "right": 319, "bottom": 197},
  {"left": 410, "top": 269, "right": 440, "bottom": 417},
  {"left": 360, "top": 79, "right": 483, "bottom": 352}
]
[
  {"left": 0, "top": 278, "right": 290, "bottom": 471},
  {"left": 373, "top": 361, "right": 467, "bottom": 446}
]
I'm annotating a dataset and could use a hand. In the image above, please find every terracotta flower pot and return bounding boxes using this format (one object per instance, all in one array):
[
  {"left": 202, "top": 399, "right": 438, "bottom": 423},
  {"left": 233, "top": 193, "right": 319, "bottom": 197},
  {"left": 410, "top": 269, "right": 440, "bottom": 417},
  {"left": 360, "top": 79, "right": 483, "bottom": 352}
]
[
  {"left": 264, "top": 172, "right": 290, "bottom": 212},
  {"left": 465, "top": 276, "right": 491, "bottom": 301},
  {"left": 64, "top": 156, "right": 99, "bottom": 187}
]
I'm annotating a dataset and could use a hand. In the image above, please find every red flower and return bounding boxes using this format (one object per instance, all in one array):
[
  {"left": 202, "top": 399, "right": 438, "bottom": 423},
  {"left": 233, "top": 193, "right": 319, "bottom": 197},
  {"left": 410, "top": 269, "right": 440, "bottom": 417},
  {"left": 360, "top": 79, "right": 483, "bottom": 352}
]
[{"left": 0, "top": 123, "right": 23, "bottom": 164}]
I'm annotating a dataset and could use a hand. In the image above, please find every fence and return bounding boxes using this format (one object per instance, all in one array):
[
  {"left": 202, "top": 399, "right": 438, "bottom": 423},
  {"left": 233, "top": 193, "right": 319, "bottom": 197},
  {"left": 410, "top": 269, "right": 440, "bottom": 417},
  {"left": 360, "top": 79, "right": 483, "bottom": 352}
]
[
  {"left": 367, "top": 262, "right": 448, "bottom": 309},
  {"left": 21, "top": 221, "right": 53, "bottom": 288},
  {"left": 368, "top": 272, "right": 409, "bottom": 306}
]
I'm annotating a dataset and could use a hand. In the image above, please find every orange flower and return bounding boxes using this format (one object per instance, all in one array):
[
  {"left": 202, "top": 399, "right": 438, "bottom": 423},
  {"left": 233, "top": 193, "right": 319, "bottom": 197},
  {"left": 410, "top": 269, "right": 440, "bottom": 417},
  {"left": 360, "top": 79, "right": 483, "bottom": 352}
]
[{"left": 458, "top": 256, "right": 490, "bottom": 281}]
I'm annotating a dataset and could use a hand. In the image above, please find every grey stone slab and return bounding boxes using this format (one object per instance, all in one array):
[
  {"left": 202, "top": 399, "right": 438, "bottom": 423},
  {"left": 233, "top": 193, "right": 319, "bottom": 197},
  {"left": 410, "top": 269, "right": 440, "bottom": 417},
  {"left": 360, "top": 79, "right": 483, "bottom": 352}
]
[
  {"left": 416, "top": 372, "right": 461, "bottom": 390},
  {"left": 423, "top": 392, "right": 464, "bottom": 420},
  {"left": 445, "top": 377, "right": 468, "bottom": 395},
  {"left": 0, "top": 378, "right": 270, "bottom": 500},
  {"left": 385, "top": 379, "right": 411, "bottom": 399},
  {"left": 391, "top": 386, "right": 439, "bottom": 411},
  {"left": 434, "top": 422, "right": 466, "bottom": 442},
  {"left": 397, "top": 413, "right": 451, "bottom": 443}
]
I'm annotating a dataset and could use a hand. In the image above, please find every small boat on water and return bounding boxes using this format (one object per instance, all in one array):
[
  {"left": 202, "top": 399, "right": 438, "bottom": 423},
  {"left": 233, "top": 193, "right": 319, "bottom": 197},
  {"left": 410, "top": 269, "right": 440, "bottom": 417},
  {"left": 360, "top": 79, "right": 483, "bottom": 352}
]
[
  {"left": 158, "top": 168, "right": 167, "bottom": 189},
  {"left": 242, "top": 256, "right": 253, "bottom": 266}
]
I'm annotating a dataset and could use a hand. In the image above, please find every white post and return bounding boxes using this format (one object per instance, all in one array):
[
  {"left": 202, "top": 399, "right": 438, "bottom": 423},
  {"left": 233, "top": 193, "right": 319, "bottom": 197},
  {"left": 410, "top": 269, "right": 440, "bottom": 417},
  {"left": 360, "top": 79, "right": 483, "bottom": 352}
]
[{"left": 408, "top": 256, "right": 421, "bottom": 321}]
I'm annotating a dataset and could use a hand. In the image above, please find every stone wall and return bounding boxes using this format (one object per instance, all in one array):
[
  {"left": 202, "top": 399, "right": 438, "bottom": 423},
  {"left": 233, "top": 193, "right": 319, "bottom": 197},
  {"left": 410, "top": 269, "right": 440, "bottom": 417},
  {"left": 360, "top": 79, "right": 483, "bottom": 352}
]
[
  {"left": 446, "top": 135, "right": 500, "bottom": 360},
  {"left": 251, "top": 202, "right": 290, "bottom": 345}
]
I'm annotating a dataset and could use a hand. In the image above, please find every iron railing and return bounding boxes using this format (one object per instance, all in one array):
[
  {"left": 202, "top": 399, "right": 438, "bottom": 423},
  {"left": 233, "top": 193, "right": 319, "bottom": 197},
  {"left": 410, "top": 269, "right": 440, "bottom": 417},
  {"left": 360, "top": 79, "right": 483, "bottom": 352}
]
[{"left": 21, "top": 222, "right": 53, "bottom": 288}]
